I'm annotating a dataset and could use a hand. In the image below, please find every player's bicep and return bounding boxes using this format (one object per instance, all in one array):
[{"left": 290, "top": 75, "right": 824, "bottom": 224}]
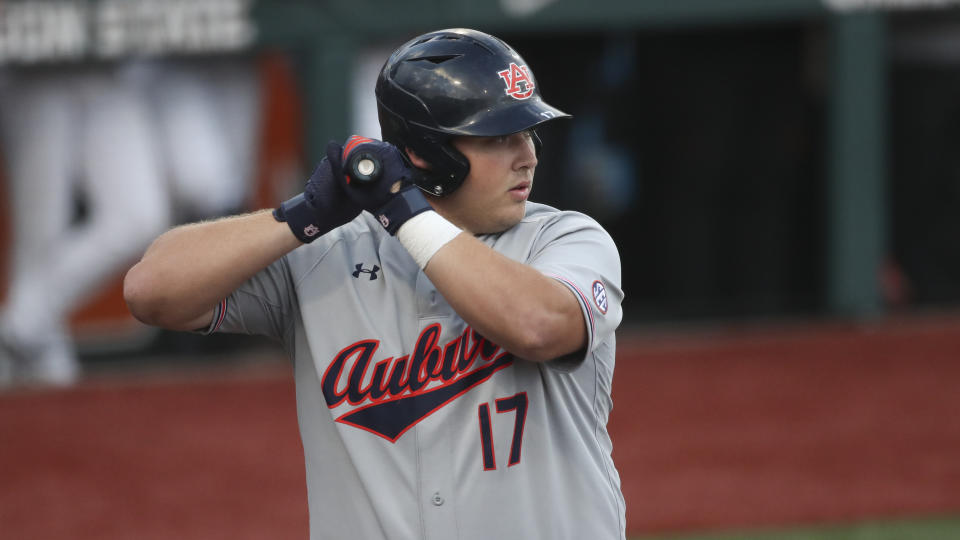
[
  {"left": 549, "top": 276, "right": 589, "bottom": 352},
  {"left": 207, "top": 257, "right": 296, "bottom": 340},
  {"left": 529, "top": 214, "right": 623, "bottom": 361}
]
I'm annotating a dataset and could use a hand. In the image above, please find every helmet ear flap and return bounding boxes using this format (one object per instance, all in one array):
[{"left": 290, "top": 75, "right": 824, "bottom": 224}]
[
  {"left": 377, "top": 94, "right": 468, "bottom": 197},
  {"left": 407, "top": 138, "right": 470, "bottom": 196},
  {"left": 381, "top": 105, "right": 470, "bottom": 196}
]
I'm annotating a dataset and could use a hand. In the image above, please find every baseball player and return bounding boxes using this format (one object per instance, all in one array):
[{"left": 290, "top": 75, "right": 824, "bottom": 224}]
[{"left": 125, "top": 28, "right": 625, "bottom": 539}]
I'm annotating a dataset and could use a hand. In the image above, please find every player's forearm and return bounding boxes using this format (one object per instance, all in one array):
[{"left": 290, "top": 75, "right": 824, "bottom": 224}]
[
  {"left": 424, "top": 233, "right": 586, "bottom": 362},
  {"left": 124, "top": 209, "right": 300, "bottom": 330}
]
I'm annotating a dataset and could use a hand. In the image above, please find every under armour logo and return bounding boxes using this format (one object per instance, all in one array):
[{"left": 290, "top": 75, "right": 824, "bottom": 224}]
[{"left": 352, "top": 263, "right": 380, "bottom": 280}]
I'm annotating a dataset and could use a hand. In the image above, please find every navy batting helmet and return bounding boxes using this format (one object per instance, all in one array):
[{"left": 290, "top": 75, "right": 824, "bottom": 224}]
[{"left": 376, "top": 28, "right": 571, "bottom": 196}]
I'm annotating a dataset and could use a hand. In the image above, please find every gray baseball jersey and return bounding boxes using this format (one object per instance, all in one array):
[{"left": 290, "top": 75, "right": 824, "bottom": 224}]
[{"left": 206, "top": 201, "right": 625, "bottom": 539}]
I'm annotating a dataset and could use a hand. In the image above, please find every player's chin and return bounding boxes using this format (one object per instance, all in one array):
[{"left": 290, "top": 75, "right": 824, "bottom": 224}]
[
  {"left": 469, "top": 206, "right": 520, "bottom": 234},
  {"left": 487, "top": 204, "right": 526, "bottom": 233}
]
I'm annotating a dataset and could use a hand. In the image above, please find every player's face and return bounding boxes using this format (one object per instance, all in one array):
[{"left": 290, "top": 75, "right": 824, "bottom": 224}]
[{"left": 430, "top": 131, "right": 537, "bottom": 234}]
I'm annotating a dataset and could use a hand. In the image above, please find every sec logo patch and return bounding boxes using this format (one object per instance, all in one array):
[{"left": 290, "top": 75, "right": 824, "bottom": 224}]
[{"left": 592, "top": 280, "right": 608, "bottom": 314}]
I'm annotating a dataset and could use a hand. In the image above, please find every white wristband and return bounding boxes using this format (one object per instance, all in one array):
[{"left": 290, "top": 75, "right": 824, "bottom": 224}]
[{"left": 397, "top": 211, "right": 462, "bottom": 269}]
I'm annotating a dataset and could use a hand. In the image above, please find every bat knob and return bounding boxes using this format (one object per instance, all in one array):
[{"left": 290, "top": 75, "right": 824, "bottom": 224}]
[{"left": 346, "top": 151, "right": 381, "bottom": 184}]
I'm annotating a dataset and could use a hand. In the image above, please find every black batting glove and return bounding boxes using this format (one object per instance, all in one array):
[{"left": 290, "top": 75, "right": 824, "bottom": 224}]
[
  {"left": 333, "top": 136, "right": 433, "bottom": 235},
  {"left": 273, "top": 148, "right": 362, "bottom": 243}
]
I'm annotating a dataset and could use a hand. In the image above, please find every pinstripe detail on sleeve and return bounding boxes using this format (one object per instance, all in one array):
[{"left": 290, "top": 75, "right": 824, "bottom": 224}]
[{"left": 211, "top": 298, "right": 228, "bottom": 333}]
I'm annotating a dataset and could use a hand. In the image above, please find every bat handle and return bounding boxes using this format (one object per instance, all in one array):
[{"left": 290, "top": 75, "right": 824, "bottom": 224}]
[{"left": 346, "top": 151, "right": 381, "bottom": 184}]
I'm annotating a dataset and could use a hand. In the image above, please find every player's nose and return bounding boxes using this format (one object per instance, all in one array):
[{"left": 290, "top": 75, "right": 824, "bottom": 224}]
[{"left": 512, "top": 132, "right": 537, "bottom": 171}]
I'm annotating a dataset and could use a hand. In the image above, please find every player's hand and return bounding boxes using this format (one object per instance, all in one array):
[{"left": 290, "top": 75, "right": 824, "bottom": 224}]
[
  {"left": 273, "top": 156, "right": 363, "bottom": 243},
  {"left": 332, "top": 136, "right": 433, "bottom": 235},
  {"left": 330, "top": 137, "right": 414, "bottom": 210}
]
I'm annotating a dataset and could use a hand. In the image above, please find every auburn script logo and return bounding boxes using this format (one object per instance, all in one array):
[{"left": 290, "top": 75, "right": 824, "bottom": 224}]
[
  {"left": 498, "top": 62, "right": 535, "bottom": 100},
  {"left": 322, "top": 324, "right": 514, "bottom": 442}
]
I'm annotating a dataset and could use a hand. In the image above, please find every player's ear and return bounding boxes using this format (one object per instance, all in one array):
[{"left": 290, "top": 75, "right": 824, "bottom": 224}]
[{"left": 405, "top": 147, "right": 431, "bottom": 170}]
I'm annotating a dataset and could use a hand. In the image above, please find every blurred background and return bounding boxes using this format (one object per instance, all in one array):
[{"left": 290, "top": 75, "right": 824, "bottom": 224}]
[{"left": 1, "top": 1, "right": 960, "bottom": 539}]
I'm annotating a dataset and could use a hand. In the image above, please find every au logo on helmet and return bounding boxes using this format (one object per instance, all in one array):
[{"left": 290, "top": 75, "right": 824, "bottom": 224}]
[{"left": 498, "top": 63, "right": 535, "bottom": 100}]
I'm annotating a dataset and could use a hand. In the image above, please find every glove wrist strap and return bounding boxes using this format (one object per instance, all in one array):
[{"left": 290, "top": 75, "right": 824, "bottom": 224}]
[
  {"left": 374, "top": 186, "right": 433, "bottom": 235},
  {"left": 274, "top": 193, "right": 331, "bottom": 243}
]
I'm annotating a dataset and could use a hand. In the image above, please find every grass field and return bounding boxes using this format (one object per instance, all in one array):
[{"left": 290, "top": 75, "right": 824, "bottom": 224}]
[{"left": 632, "top": 516, "right": 960, "bottom": 540}]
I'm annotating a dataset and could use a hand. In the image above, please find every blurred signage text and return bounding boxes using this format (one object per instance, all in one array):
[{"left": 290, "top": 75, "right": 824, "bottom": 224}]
[{"left": 0, "top": 0, "right": 256, "bottom": 64}]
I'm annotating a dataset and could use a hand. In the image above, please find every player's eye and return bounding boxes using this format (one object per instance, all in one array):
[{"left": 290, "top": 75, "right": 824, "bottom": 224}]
[
  {"left": 497, "top": 131, "right": 532, "bottom": 144},
  {"left": 479, "top": 132, "right": 532, "bottom": 148}
]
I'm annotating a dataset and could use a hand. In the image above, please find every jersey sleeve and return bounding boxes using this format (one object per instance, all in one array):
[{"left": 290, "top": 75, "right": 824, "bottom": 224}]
[
  {"left": 200, "top": 255, "right": 297, "bottom": 342},
  {"left": 526, "top": 212, "right": 623, "bottom": 370}
]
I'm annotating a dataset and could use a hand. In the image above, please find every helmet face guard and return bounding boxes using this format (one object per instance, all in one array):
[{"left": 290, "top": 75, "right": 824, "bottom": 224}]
[{"left": 376, "top": 28, "right": 571, "bottom": 196}]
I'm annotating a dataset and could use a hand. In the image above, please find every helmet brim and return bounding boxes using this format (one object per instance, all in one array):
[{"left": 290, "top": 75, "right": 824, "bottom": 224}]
[{"left": 431, "top": 97, "right": 571, "bottom": 138}]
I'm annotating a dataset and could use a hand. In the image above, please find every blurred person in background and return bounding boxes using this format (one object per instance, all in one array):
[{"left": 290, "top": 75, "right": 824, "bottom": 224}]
[
  {"left": 0, "top": 58, "right": 259, "bottom": 388},
  {"left": 137, "top": 58, "right": 261, "bottom": 223},
  {"left": 0, "top": 64, "right": 168, "bottom": 386}
]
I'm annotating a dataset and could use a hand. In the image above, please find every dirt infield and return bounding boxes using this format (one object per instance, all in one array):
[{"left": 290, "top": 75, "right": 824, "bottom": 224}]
[
  {"left": 2, "top": 314, "right": 959, "bottom": 538},
  {"left": 611, "top": 313, "right": 960, "bottom": 534},
  {"left": 0, "top": 360, "right": 308, "bottom": 540}
]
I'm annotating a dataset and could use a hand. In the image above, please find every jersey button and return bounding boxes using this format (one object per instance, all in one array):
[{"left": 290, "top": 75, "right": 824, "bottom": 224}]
[{"left": 431, "top": 492, "right": 444, "bottom": 506}]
